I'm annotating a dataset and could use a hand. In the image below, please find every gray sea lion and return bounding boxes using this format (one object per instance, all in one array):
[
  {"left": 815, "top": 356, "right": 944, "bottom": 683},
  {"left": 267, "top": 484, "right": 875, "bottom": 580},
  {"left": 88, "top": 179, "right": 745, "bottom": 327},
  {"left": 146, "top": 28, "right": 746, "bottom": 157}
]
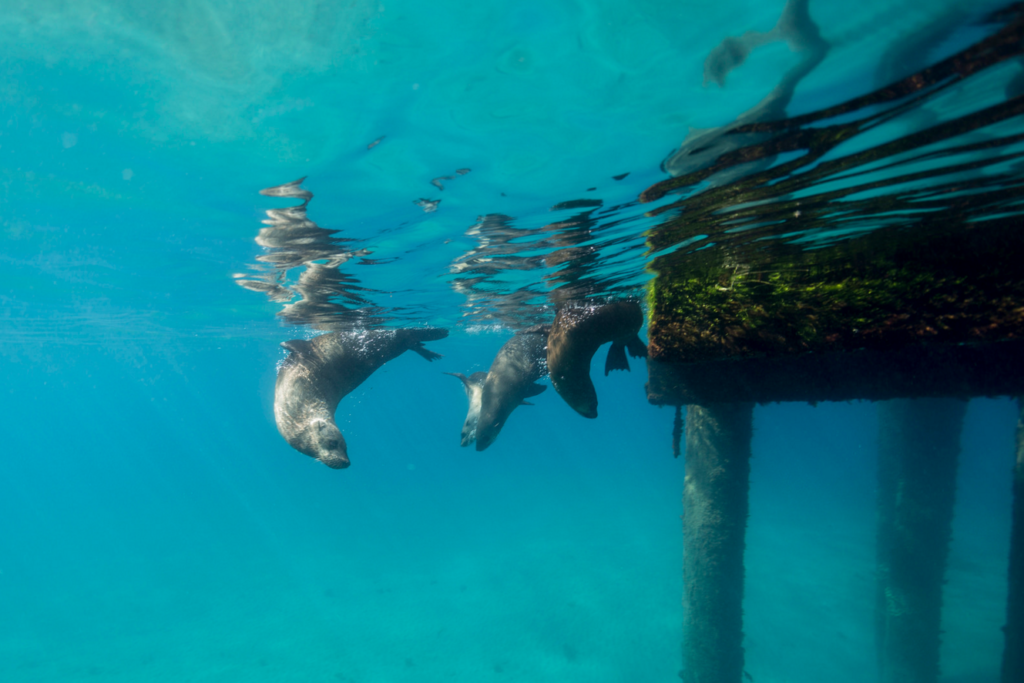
[
  {"left": 274, "top": 328, "right": 448, "bottom": 468},
  {"left": 547, "top": 301, "right": 647, "bottom": 419},
  {"left": 475, "top": 325, "right": 550, "bottom": 451},
  {"left": 444, "top": 371, "right": 488, "bottom": 447}
]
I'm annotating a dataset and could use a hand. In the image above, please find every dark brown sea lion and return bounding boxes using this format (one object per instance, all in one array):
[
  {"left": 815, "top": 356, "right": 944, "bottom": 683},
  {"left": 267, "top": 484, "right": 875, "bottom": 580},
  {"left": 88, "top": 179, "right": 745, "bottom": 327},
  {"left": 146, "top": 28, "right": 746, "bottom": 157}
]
[
  {"left": 274, "top": 328, "right": 447, "bottom": 468},
  {"left": 475, "top": 325, "right": 550, "bottom": 451},
  {"left": 547, "top": 301, "right": 647, "bottom": 419},
  {"left": 444, "top": 371, "right": 488, "bottom": 447}
]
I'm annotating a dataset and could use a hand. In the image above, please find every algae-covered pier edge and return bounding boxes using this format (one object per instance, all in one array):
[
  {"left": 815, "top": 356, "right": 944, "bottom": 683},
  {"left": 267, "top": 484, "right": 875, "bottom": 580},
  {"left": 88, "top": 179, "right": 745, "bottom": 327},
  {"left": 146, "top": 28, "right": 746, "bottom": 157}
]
[{"left": 644, "top": 212, "right": 1024, "bottom": 404}]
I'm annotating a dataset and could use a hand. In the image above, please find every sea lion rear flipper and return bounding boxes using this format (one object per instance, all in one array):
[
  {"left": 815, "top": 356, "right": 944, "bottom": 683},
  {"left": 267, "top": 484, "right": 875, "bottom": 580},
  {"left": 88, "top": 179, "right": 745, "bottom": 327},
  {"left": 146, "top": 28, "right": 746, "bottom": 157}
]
[
  {"left": 605, "top": 342, "right": 630, "bottom": 375},
  {"left": 410, "top": 342, "right": 443, "bottom": 362},
  {"left": 522, "top": 383, "right": 547, "bottom": 399},
  {"left": 408, "top": 327, "right": 449, "bottom": 343},
  {"left": 443, "top": 372, "right": 473, "bottom": 392},
  {"left": 281, "top": 339, "right": 313, "bottom": 356},
  {"left": 626, "top": 335, "right": 648, "bottom": 359}
]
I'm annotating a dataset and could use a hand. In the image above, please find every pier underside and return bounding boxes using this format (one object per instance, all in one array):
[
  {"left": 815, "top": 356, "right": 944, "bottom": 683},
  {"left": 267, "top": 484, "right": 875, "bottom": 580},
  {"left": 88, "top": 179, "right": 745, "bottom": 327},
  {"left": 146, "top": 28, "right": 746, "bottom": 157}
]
[{"left": 648, "top": 338, "right": 1024, "bottom": 405}]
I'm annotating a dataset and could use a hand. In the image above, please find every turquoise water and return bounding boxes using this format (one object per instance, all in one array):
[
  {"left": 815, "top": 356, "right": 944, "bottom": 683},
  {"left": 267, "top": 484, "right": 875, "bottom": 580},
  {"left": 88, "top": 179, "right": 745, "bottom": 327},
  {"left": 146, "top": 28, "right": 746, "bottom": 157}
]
[{"left": 1, "top": 1, "right": 1020, "bottom": 681}]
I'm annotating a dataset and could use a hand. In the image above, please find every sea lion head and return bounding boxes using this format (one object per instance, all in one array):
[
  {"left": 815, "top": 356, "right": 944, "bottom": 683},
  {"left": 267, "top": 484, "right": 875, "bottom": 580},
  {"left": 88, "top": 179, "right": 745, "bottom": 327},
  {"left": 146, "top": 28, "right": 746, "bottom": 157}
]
[
  {"left": 460, "top": 423, "right": 476, "bottom": 447},
  {"left": 305, "top": 418, "right": 350, "bottom": 469},
  {"left": 474, "top": 412, "right": 505, "bottom": 451},
  {"left": 557, "top": 380, "right": 598, "bottom": 419},
  {"left": 474, "top": 385, "right": 512, "bottom": 452},
  {"left": 574, "top": 395, "right": 598, "bottom": 420}
]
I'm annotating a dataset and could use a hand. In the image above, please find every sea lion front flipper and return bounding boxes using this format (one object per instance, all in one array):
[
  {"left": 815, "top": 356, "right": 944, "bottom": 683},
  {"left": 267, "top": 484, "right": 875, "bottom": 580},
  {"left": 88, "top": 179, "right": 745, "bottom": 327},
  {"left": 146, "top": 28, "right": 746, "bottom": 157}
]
[
  {"left": 626, "top": 336, "right": 648, "bottom": 359},
  {"left": 605, "top": 341, "right": 630, "bottom": 375},
  {"left": 522, "top": 383, "right": 547, "bottom": 399},
  {"left": 281, "top": 339, "right": 313, "bottom": 356},
  {"left": 410, "top": 342, "right": 443, "bottom": 362},
  {"left": 517, "top": 378, "right": 548, "bottom": 407}
]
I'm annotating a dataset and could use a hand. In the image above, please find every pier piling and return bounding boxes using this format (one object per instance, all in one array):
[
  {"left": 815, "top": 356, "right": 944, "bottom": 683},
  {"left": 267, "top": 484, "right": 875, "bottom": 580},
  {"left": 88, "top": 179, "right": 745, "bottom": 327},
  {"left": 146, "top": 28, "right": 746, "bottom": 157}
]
[
  {"left": 681, "top": 402, "right": 754, "bottom": 683},
  {"left": 876, "top": 398, "right": 966, "bottom": 683},
  {"left": 1002, "top": 399, "right": 1024, "bottom": 683}
]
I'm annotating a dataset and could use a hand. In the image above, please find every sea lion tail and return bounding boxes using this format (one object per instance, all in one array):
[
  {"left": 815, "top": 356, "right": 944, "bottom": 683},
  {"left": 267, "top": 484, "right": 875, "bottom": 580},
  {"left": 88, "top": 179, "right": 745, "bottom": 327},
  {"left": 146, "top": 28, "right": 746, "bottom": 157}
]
[
  {"left": 605, "top": 342, "right": 630, "bottom": 375},
  {"left": 626, "top": 336, "right": 648, "bottom": 359}
]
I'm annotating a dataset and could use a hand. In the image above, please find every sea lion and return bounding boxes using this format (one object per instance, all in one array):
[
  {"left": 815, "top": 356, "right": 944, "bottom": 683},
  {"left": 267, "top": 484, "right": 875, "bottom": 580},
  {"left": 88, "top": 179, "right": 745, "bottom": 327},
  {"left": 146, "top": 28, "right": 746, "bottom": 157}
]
[
  {"left": 274, "top": 328, "right": 448, "bottom": 468},
  {"left": 547, "top": 301, "right": 647, "bottom": 419},
  {"left": 475, "top": 325, "right": 550, "bottom": 451},
  {"left": 444, "top": 371, "right": 488, "bottom": 447}
]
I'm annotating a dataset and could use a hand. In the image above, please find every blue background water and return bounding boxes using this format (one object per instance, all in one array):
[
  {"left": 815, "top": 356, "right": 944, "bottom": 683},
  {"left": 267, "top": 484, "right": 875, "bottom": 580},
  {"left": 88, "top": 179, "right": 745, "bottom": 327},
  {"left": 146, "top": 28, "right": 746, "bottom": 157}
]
[{"left": 0, "top": 1, "right": 1018, "bottom": 681}]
